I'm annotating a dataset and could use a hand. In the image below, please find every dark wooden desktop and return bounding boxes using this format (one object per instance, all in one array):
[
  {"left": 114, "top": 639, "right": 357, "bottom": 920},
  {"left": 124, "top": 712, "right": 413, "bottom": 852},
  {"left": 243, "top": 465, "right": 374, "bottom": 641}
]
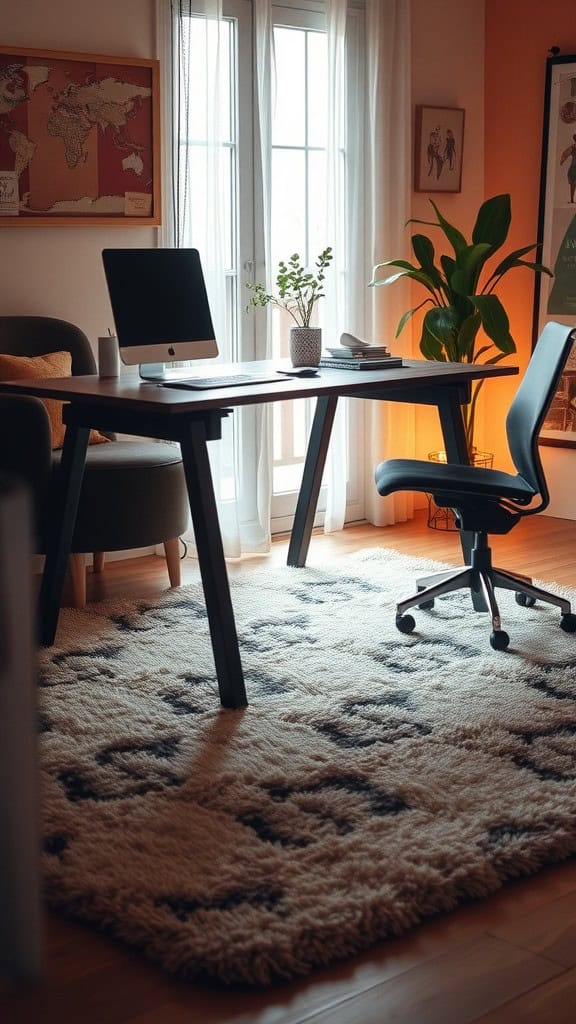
[{"left": 0, "top": 358, "right": 517, "bottom": 709}]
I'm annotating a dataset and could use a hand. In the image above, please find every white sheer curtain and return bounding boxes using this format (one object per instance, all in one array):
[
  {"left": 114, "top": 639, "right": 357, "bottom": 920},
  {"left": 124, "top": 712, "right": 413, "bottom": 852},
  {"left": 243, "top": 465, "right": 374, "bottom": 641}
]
[
  {"left": 159, "top": 0, "right": 414, "bottom": 557},
  {"left": 165, "top": 0, "right": 271, "bottom": 557},
  {"left": 322, "top": 0, "right": 349, "bottom": 532},
  {"left": 253, "top": 0, "right": 275, "bottom": 541},
  {"left": 323, "top": 0, "right": 414, "bottom": 531},
  {"left": 364, "top": 0, "right": 415, "bottom": 526}
]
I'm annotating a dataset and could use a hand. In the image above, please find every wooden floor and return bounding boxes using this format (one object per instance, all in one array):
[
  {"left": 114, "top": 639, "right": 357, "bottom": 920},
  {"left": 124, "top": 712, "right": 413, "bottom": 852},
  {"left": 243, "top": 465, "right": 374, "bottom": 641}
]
[{"left": 3, "top": 512, "right": 576, "bottom": 1023}]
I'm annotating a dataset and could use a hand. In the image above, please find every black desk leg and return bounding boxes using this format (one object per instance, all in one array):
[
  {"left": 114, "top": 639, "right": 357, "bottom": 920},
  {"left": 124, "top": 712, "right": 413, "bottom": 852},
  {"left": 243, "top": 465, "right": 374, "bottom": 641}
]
[
  {"left": 39, "top": 423, "right": 90, "bottom": 646},
  {"left": 179, "top": 420, "right": 247, "bottom": 709},
  {"left": 437, "top": 390, "right": 487, "bottom": 612},
  {"left": 287, "top": 395, "right": 338, "bottom": 567}
]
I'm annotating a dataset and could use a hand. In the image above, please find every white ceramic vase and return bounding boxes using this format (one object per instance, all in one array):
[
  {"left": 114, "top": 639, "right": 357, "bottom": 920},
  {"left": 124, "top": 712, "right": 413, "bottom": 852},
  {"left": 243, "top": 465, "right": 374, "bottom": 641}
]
[{"left": 289, "top": 327, "right": 322, "bottom": 367}]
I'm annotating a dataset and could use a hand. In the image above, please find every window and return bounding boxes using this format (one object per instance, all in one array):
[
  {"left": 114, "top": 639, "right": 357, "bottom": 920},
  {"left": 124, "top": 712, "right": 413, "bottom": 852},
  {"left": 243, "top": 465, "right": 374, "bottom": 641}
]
[{"left": 174, "top": 0, "right": 365, "bottom": 535}]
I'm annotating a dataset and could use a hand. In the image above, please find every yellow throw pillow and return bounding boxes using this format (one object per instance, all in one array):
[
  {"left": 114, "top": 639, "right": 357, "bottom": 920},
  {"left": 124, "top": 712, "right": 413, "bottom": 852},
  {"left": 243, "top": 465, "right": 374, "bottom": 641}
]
[{"left": 0, "top": 351, "right": 110, "bottom": 450}]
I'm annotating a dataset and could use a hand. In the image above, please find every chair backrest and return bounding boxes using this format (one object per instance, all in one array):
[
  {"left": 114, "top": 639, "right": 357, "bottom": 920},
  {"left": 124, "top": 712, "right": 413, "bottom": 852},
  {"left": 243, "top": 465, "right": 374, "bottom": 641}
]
[
  {"left": 506, "top": 321, "right": 575, "bottom": 502},
  {"left": 0, "top": 316, "right": 96, "bottom": 375}
]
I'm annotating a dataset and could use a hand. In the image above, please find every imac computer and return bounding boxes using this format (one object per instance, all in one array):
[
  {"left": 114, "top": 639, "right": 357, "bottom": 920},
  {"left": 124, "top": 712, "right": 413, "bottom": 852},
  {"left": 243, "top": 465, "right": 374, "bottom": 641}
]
[
  {"left": 102, "top": 248, "right": 219, "bottom": 381},
  {"left": 102, "top": 247, "right": 297, "bottom": 389}
]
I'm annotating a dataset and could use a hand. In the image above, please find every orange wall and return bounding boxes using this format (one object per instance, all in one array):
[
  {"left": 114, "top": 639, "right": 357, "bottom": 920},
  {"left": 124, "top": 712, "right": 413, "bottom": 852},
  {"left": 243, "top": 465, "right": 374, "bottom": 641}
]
[
  {"left": 485, "top": 0, "right": 576, "bottom": 511},
  {"left": 410, "top": 0, "right": 486, "bottom": 464}
]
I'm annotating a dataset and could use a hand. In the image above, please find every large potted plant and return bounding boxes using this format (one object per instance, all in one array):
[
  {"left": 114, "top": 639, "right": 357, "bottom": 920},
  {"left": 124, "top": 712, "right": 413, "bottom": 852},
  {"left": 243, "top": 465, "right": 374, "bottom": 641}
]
[
  {"left": 369, "top": 194, "right": 552, "bottom": 455},
  {"left": 247, "top": 247, "right": 333, "bottom": 366}
]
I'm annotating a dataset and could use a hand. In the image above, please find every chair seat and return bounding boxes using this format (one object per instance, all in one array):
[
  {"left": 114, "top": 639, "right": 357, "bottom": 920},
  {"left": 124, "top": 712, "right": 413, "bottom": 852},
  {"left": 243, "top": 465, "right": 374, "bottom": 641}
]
[
  {"left": 48, "top": 441, "right": 189, "bottom": 553},
  {"left": 375, "top": 458, "right": 536, "bottom": 504}
]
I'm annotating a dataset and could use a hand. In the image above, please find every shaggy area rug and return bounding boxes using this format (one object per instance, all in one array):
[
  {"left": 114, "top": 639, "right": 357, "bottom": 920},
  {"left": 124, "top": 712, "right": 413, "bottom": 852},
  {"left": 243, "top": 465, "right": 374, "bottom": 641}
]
[{"left": 38, "top": 548, "right": 576, "bottom": 986}]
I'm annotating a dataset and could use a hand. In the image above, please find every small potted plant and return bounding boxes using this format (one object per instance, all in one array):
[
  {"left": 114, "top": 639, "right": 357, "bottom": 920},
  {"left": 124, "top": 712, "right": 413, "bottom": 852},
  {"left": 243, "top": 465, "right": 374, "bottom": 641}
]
[
  {"left": 369, "top": 194, "right": 552, "bottom": 456},
  {"left": 246, "top": 247, "right": 333, "bottom": 366}
]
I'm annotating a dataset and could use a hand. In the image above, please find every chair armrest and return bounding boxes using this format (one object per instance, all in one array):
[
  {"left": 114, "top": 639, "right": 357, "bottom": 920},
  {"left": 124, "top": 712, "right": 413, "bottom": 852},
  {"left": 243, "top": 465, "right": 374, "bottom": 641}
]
[{"left": 0, "top": 395, "right": 52, "bottom": 500}]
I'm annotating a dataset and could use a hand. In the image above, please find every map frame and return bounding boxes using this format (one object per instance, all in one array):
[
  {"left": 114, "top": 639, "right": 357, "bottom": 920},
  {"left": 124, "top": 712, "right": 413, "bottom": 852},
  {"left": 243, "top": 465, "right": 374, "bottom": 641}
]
[{"left": 0, "top": 45, "right": 160, "bottom": 227}]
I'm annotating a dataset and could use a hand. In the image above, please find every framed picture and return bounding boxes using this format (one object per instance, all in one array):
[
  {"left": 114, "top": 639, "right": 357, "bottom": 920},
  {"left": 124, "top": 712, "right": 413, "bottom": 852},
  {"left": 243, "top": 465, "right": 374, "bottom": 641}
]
[
  {"left": 0, "top": 46, "right": 160, "bottom": 226},
  {"left": 414, "top": 105, "right": 465, "bottom": 193},
  {"left": 533, "top": 53, "right": 576, "bottom": 449}
]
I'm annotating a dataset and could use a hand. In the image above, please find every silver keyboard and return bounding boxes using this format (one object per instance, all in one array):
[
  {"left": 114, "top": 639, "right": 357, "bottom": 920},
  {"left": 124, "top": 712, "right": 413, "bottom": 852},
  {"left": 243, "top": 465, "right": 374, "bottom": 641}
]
[{"left": 161, "top": 372, "right": 285, "bottom": 391}]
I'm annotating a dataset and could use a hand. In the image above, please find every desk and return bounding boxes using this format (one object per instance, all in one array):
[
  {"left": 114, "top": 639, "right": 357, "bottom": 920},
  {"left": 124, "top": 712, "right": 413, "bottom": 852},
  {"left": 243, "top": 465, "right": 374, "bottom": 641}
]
[{"left": 0, "top": 358, "right": 517, "bottom": 708}]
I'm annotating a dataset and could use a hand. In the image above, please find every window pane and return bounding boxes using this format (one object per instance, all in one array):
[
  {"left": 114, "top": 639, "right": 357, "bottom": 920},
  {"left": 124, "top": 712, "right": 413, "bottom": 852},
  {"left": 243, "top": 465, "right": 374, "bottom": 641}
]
[
  {"left": 181, "top": 20, "right": 208, "bottom": 140},
  {"left": 181, "top": 142, "right": 208, "bottom": 240},
  {"left": 222, "top": 145, "right": 234, "bottom": 270},
  {"left": 307, "top": 32, "right": 327, "bottom": 147},
  {"left": 272, "top": 27, "right": 306, "bottom": 147},
  {"left": 179, "top": 142, "right": 234, "bottom": 270},
  {"left": 181, "top": 19, "right": 233, "bottom": 143},
  {"left": 271, "top": 149, "right": 306, "bottom": 267},
  {"left": 307, "top": 149, "right": 328, "bottom": 267}
]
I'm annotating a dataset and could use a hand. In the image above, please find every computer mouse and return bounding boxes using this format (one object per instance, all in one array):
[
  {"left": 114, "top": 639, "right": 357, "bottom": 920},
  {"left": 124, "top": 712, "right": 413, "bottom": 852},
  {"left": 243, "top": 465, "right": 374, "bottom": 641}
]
[{"left": 279, "top": 367, "right": 320, "bottom": 377}]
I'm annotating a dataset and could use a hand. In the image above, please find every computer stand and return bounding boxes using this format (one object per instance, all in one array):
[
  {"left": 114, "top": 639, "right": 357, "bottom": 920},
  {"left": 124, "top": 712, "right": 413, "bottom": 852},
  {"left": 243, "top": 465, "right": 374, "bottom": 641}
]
[
  {"left": 138, "top": 362, "right": 172, "bottom": 382},
  {"left": 138, "top": 362, "right": 205, "bottom": 383}
]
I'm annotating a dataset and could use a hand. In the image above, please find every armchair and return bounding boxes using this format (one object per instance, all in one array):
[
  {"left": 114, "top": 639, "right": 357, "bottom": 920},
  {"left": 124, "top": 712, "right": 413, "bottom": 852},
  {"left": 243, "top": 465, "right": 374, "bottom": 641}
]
[
  {"left": 0, "top": 316, "right": 189, "bottom": 608},
  {"left": 374, "top": 321, "right": 576, "bottom": 650}
]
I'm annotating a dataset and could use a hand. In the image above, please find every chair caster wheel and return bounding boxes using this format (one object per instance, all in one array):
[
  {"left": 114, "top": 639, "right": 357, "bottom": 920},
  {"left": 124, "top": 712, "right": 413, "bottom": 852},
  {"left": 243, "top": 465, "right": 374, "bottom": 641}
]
[
  {"left": 515, "top": 592, "right": 536, "bottom": 607},
  {"left": 396, "top": 614, "right": 415, "bottom": 634},
  {"left": 490, "top": 629, "right": 510, "bottom": 651},
  {"left": 560, "top": 613, "right": 576, "bottom": 633}
]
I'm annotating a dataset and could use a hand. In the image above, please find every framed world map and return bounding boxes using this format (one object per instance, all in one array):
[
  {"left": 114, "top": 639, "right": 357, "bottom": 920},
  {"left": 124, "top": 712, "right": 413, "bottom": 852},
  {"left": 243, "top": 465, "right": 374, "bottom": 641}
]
[{"left": 0, "top": 46, "right": 160, "bottom": 226}]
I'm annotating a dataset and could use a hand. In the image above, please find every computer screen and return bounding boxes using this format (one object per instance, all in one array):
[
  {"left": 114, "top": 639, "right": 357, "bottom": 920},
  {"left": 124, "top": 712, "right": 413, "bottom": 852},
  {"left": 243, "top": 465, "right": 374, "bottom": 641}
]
[{"left": 102, "top": 248, "right": 219, "bottom": 368}]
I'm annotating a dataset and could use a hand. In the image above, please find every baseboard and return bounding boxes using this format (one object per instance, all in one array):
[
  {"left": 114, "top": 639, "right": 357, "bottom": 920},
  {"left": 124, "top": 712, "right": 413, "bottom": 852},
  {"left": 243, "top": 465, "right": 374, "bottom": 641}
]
[{"left": 32, "top": 546, "right": 156, "bottom": 574}]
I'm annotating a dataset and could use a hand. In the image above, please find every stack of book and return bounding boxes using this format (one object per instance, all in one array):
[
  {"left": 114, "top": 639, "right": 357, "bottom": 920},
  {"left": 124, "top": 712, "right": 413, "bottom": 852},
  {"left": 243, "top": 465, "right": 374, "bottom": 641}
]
[{"left": 319, "top": 345, "right": 403, "bottom": 370}]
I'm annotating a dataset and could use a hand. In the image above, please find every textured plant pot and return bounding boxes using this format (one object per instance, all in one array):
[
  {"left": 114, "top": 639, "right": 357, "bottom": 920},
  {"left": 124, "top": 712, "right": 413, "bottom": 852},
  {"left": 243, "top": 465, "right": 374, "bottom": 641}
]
[{"left": 289, "top": 327, "right": 321, "bottom": 367}]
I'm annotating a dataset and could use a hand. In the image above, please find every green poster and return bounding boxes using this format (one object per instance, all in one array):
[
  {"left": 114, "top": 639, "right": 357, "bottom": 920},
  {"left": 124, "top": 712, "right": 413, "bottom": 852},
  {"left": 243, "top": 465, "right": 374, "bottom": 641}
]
[{"left": 548, "top": 213, "right": 576, "bottom": 315}]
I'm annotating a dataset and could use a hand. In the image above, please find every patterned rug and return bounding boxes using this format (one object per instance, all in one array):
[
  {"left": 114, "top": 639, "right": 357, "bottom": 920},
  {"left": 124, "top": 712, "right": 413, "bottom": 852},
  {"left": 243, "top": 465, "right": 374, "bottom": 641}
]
[{"left": 38, "top": 548, "right": 576, "bottom": 986}]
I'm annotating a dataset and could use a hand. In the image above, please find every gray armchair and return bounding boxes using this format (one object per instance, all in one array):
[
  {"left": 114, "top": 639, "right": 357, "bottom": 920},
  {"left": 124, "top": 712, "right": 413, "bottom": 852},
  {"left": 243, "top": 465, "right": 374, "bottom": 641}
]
[{"left": 0, "top": 316, "right": 189, "bottom": 607}]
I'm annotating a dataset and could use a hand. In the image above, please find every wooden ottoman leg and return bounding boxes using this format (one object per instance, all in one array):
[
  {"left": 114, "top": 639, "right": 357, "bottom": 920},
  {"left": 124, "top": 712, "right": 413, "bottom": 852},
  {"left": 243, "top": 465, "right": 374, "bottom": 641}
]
[
  {"left": 93, "top": 552, "right": 105, "bottom": 574},
  {"left": 164, "top": 537, "right": 181, "bottom": 588},
  {"left": 68, "top": 553, "right": 86, "bottom": 609}
]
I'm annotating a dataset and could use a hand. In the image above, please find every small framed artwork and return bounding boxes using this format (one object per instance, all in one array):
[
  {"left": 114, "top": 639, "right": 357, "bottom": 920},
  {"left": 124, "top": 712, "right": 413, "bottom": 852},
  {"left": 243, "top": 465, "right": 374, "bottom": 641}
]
[
  {"left": 0, "top": 45, "right": 160, "bottom": 226},
  {"left": 414, "top": 105, "right": 465, "bottom": 193},
  {"left": 532, "top": 52, "right": 576, "bottom": 449}
]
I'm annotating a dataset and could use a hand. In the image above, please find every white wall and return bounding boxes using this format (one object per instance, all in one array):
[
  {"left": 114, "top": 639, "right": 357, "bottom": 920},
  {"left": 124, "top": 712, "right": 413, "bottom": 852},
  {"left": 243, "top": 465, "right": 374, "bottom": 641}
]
[{"left": 0, "top": 0, "right": 158, "bottom": 355}]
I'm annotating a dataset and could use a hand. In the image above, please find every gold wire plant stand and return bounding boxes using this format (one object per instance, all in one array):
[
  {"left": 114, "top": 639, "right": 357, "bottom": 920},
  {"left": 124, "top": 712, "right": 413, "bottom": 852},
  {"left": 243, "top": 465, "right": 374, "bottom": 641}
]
[{"left": 426, "top": 449, "right": 494, "bottom": 530}]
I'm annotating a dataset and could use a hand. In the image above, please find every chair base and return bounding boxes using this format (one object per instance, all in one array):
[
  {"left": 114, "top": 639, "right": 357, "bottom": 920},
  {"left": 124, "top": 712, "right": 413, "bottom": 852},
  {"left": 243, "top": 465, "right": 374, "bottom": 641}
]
[{"left": 396, "top": 534, "right": 575, "bottom": 650}]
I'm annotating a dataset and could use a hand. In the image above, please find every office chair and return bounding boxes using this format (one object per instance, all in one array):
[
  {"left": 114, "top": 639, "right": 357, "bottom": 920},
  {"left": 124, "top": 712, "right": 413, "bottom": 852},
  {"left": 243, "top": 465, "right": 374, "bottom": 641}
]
[
  {"left": 0, "top": 316, "right": 189, "bottom": 608},
  {"left": 374, "top": 321, "right": 576, "bottom": 651}
]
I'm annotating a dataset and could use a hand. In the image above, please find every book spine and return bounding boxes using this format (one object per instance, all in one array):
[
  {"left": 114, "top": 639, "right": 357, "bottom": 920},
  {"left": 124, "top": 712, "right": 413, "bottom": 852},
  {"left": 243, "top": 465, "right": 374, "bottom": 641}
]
[
  {"left": 319, "top": 359, "right": 402, "bottom": 369},
  {"left": 327, "top": 351, "right": 390, "bottom": 359}
]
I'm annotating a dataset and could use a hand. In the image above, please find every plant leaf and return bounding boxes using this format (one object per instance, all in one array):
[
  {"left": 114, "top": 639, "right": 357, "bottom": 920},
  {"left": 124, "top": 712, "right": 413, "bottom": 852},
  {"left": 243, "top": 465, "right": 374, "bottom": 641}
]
[
  {"left": 370, "top": 266, "right": 439, "bottom": 291},
  {"left": 471, "top": 194, "right": 511, "bottom": 249},
  {"left": 456, "top": 312, "right": 481, "bottom": 360},
  {"left": 370, "top": 258, "right": 425, "bottom": 276},
  {"left": 395, "top": 297, "right": 432, "bottom": 337},
  {"left": 428, "top": 199, "right": 468, "bottom": 254},
  {"left": 411, "top": 234, "right": 443, "bottom": 289},
  {"left": 491, "top": 246, "right": 553, "bottom": 279},
  {"left": 423, "top": 306, "right": 461, "bottom": 361},
  {"left": 450, "top": 243, "right": 493, "bottom": 296},
  {"left": 419, "top": 320, "right": 446, "bottom": 360},
  {"left": 439, "top": 255, "right": 456, "bottom": 301},
  {"left": 472, "top": 294, "right": 516, "bottom": 354}
]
